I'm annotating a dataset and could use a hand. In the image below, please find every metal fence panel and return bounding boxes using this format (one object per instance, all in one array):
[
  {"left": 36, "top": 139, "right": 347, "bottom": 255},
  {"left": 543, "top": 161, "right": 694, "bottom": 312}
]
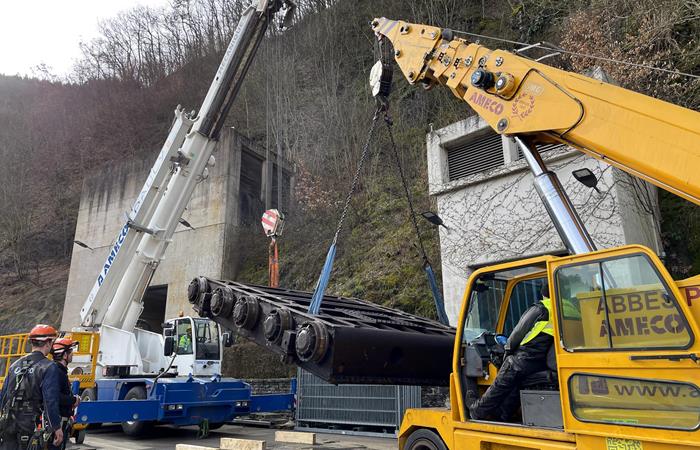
[{"left": 296, "top": 368, "right": 420, "bottom": 431}]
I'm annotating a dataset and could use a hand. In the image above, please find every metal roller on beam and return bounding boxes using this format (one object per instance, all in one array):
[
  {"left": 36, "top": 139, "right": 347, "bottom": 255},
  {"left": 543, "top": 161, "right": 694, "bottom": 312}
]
[{"left": 188, "top": 277, "right": 456, "bottom": 386}]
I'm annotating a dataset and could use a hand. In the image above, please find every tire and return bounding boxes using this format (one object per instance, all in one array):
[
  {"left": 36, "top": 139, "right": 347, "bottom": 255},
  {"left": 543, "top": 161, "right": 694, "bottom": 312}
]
[
  {"left": 81, "top": 388, "right": 102, "bottom": 429},
  {"left": 208, "top": 422, "right": 225, "bottom": 430},
  {"left": 74, "top": 429, "right": 86, "bottom": 444},
  {"left": 121, "top": 386, "right": 154, "bottom": 437},
  {"left": 404, "top": 429, "right": 448, "bottom": 450}
]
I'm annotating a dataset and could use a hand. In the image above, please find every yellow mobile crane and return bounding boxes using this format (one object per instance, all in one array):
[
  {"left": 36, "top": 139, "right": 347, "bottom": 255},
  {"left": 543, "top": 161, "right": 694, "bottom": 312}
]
[{"left": 371, "top": 18, "right": 700, "bottom": 450}]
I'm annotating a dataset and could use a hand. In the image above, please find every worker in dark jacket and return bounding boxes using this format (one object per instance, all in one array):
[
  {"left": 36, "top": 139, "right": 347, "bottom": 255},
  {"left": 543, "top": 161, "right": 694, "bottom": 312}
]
[
  {"left": 0, "top": 324, "right": 63, "bottom": 450},
  {"left": 469, "top": 283, "right": 555, "bottom": 422},
  {"left": 47, "top": 338, "right": 80, "bottom": 450}
]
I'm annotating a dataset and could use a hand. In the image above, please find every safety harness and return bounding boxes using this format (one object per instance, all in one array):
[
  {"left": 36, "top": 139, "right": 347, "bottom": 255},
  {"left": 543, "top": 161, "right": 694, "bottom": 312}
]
[{"left": 0, "top": 356, "right": 54, "bottom": 448}]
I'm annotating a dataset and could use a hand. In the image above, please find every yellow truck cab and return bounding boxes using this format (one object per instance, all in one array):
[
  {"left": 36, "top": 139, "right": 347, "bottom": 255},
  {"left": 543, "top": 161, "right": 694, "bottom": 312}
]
[{"left": 399, "top": 245, "right": 700, "bottom": 450}]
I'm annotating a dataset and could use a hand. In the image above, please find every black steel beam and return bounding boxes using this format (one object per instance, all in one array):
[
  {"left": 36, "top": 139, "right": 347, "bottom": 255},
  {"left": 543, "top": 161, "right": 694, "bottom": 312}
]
[{"left": 188, "top": 277, "right": 456, "bottom": 386}]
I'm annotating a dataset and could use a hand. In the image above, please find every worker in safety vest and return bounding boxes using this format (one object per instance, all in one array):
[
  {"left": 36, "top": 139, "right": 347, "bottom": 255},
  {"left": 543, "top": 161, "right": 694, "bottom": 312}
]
[
  {"left": 47, "top": 338, "right": 80, "bottom": 450},
  {"left": 469, "top": 282, "right": 569, "bottom": 422},
  {"left": 178, "top": 327, "right": 193, "bottom": 354},
  {"left": 0, "top": 324, "right": 63, "bottom": 450}
]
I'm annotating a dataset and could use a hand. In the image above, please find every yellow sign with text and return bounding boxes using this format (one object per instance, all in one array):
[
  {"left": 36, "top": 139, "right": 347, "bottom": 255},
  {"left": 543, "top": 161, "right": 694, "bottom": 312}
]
[{"left": 576, "top": 286, "right": 687, "bottom": 348}]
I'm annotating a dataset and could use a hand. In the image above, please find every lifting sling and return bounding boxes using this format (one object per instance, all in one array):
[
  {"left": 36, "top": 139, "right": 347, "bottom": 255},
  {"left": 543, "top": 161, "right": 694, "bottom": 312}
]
[{"left": 308, "top": 107, "right": 449, "bottom": 324}]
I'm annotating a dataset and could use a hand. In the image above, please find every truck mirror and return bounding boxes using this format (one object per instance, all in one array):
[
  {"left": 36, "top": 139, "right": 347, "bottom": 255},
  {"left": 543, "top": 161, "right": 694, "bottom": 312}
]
[
  {"left": 473, "top": 281, "right": 490, "bottom": 293},
  {"left": 164, "top": 336, "right": 175, "bottom": 356},
  {"left": 223, "top": 332, "right": 235, "bottom": 347},
  {"left": 164, "top": 328, "right": 174, "bottom": 337}
]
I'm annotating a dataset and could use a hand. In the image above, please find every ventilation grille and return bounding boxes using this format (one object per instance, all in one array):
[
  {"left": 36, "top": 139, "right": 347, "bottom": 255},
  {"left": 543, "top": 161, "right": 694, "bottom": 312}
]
[
  {"left": 446, "top": 132, "right": 504, "bottom": 181},
  {"left": 517, "top": 143, "right": 566, "bottom": 160}
]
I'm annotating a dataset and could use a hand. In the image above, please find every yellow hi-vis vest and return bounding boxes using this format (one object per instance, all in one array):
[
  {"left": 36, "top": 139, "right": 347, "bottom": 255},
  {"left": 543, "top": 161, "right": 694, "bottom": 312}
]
[{"left": 520, "top": 297, "right": 554, "bottom": 346}]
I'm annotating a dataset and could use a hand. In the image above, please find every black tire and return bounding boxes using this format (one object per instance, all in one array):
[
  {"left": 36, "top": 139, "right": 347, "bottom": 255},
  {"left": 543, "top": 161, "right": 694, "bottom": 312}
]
[
  {"left": 404, "top": 429, "right": 448, "bottom": 450},
  {"left": 81, "top": 388, "right": 102, "bottom": 429},
  {"left": 121, "top": 386, "right": 154, "bottom": 437},
  {"left": 74, "top": 429, "right": 86, "bottom": 444}
]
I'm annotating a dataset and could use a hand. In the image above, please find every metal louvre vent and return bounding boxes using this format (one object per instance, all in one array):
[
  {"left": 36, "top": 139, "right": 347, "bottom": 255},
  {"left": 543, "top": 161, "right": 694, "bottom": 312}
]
[
  {"left": 446, "top": 132, "right": 504, "bottom": 181},
  {"left": 517, "top": 143, "right": 567, "bottom": 160}
]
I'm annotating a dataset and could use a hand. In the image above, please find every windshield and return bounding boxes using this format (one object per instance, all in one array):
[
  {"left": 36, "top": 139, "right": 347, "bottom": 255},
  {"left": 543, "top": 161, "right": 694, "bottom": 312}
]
[
  {"left": 194, "top": 319, "right": 221, "bottom": 360},
  {"left": 463, "top": 279, "right": 507, "bottom": 341}
]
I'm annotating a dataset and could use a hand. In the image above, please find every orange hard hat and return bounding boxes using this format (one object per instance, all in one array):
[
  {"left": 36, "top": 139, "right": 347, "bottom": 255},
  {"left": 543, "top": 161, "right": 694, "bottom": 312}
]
[
  {"left": 51, "top": 337, "right": 78, "bottom": 356},
  {"left": 28, "top": 324, "right": 58, "bottom": 342}
]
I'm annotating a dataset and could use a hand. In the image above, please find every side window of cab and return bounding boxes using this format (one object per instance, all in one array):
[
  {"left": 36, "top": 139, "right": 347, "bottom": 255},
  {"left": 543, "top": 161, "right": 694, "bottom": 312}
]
[{"left": 503, "top": 277, "right": 547, "bottom": 336}]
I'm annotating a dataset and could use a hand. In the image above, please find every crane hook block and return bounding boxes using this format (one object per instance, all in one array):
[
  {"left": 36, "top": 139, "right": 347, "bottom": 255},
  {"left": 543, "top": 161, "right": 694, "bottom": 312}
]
[{"left": 370, "top": 60, "right": 393, "bottom": 100}]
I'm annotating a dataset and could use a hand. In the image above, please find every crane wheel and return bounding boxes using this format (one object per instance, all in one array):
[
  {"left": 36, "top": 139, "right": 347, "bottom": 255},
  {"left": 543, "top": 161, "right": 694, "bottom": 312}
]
[
  {"left": 405, "top": 429, "right": 447, "bottom": 450},
  {"left": 121, "top": 386, "right": 154, "bottom": 437},
  {"left": 74, "top": 429, "right": 86, "bottom": 444},
  {"left": 81, "top": 388, "right": 102, "bottom": 429}
]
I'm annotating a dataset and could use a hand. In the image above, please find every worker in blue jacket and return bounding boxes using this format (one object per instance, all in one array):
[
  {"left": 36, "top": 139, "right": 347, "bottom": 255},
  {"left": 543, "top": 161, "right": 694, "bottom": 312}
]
[
  {"left": 0, "top": 325, "right": 64, "bottom": 450},
  {"left": 47, "top": 338, "right": 80, "bottom": 450}
]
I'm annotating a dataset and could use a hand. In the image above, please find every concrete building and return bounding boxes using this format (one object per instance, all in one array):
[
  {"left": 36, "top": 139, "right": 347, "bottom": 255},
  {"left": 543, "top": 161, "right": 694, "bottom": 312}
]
[
  {"left": 427, "top": 116, "right": 662, "bottom": 325},
  {"left": 61, "top": 129, "right": 293, "bottom": 331}
]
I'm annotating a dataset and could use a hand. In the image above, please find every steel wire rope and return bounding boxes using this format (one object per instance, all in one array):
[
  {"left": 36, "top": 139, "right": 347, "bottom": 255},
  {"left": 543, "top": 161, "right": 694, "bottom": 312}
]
[
  {"left": 306, "top": 107, "right": 382, "bottom": 315},
  {"left": 449, "top": 28, "right": 700, "bottom": 80},
  {"left": 383, "top": 112, "right": 429, "bottom": 264},
  {"left": 383, "top": 111, "right": 449, "bottom": 325},
  {"left": 330, "top": 108, "right": 382, "bottom": 247}
]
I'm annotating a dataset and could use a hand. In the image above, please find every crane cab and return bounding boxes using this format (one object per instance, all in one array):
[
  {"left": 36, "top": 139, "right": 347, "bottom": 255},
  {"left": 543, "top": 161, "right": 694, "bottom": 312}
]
[
  {"left": 162, "top": 317, "right": 232, "bottom": 377},
  {"left": 399, "top": 244, "right": 700, "bottom": 450}
]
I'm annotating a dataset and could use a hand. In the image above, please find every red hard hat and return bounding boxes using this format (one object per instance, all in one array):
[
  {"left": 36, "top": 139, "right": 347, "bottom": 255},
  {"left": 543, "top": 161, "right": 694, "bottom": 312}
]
[
  {"left": 51, "top": 337, "right": 78, "bottom": 356},
  {"left": 28, "top": 324, "right": 58, "bottom": 342}
]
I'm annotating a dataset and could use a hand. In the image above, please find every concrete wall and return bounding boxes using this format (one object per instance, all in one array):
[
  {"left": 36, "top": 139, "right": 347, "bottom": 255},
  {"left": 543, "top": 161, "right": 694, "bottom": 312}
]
[
  {"left": 427, "top": 116, "right": 662, "bottom": 325},
  {"left": 61, "top": 129, "right": 293, "bottom": 330}
]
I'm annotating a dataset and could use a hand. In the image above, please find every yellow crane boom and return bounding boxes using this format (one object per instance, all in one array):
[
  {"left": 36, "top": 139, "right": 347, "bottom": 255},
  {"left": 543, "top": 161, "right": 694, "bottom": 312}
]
[{"left": 372, "top": 18, "right": 700, "bottom": 206}]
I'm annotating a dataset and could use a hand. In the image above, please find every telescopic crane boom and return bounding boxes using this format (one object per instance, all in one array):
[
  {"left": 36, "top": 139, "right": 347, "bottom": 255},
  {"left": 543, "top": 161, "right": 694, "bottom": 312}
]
[
  {"left": 372, "top": 18, "right": 700, "bottom": 206},
  {"left": 372, "top": 17, "right": 700, "bottom": 259},
  {"left": 79, "top": 0, "right": 295, "bottom": 332}
]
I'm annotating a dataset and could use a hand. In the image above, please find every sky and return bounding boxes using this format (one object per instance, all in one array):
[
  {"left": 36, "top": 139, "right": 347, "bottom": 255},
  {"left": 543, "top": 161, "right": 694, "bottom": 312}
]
[{"left": 0, "top": 0, "right": 171, "bottom": 78}]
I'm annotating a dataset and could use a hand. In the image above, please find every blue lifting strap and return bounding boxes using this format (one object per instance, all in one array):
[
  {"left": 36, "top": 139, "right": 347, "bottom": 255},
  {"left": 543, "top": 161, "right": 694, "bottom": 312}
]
[
  {"left": 308, "top": 243, "right": 336, "bottom": 315},
  {"left": 424, "top": 262, "right": 449, "bottom": 325},
  {"left": 307, "top": 109, "right": 382, "bottom": 315}
]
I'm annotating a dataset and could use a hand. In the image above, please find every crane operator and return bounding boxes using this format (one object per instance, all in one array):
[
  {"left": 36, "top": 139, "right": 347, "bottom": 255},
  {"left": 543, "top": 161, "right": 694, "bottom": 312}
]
[{"left": 469, "top": 282, "right": 559, "bottom": 422}]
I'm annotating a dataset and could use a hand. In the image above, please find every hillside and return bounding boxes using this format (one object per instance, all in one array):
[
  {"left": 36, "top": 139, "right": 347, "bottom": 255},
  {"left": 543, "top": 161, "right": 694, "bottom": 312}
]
[{"left": 0, "top": 0, "right": 699, "bottom": 335}]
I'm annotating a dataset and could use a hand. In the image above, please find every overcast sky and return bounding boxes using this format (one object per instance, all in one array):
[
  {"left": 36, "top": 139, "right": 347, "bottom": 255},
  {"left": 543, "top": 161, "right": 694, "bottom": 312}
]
[{"left": 0, "top": 0, "right": 171, "bottom": 78}]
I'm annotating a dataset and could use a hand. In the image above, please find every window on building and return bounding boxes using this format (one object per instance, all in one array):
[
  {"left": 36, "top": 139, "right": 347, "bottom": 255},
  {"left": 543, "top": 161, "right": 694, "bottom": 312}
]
[
  {"left": 555, "top": 254, "right": 692, "bottom": 350},
  {"left": 569, "top": 374, "right": 700, "bottom": 430},
  {"left": 446, "top": 131, "right": 504, "bottom": 181}
]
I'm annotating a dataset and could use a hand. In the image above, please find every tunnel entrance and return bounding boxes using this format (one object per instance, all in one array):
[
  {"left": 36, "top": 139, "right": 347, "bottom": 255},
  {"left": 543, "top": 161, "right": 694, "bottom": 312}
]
[{"left": 138, "top": 285, "right": 168, "bottom": 333}]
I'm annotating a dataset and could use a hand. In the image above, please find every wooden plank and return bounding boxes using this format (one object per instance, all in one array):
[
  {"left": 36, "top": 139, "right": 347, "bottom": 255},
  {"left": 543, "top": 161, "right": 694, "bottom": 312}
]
[
  {"left": 220, "top": 438, "right": 266, "bottom": 450},
  {"left": 275, "top": 430, "right": 316, "bottom": 445}
]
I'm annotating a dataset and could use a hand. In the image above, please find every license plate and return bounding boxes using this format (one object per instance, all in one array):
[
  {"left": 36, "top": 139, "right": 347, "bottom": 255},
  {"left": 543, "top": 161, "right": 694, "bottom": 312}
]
[{"left": 606, "top": 437, "right": 643, "bottom": 450}]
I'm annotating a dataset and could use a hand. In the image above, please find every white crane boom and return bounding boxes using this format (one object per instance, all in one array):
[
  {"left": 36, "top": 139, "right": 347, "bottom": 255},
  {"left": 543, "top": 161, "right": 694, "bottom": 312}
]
[{"left": 79, "top": 0, "right": 295, "bottom": 332}]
